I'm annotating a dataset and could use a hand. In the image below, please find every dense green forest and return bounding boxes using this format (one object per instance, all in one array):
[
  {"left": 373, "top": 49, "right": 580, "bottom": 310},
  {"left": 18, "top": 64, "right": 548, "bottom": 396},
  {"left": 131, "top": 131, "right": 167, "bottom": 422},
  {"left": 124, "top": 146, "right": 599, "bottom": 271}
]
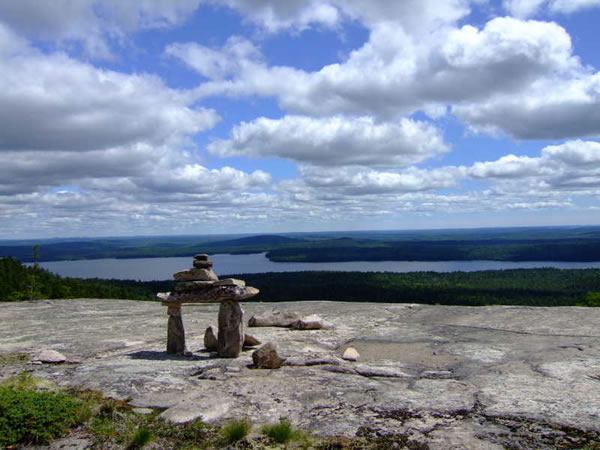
[
  {"left": 237, "top": 271, "right": 600, "bottom": 306},
  {"left": 1, "top": 257, "right": 599, "bottom": 307},
  {"left": 265, "top": 240, "right": 600, "bottom": 262},
  {"left": 0, "top": 257, "right": 171, "bottom": 302},
  {"left": 2, "top": 226, "right": 600, "bottom": 262}
]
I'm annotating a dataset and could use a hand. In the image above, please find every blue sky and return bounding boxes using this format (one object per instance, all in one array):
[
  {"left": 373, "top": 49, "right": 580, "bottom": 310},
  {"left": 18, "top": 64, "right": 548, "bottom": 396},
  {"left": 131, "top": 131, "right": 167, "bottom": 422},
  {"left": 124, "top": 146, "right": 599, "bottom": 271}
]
[{"left": 1, "top": 0, "right": 600, "bottom": 238}]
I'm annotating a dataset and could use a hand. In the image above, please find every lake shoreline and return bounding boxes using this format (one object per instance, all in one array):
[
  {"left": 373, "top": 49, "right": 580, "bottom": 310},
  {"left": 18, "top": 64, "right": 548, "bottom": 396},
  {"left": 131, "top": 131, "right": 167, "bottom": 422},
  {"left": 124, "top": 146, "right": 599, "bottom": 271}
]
[{"left": 30, "top": 253, "right": 600, "bottom": 282}]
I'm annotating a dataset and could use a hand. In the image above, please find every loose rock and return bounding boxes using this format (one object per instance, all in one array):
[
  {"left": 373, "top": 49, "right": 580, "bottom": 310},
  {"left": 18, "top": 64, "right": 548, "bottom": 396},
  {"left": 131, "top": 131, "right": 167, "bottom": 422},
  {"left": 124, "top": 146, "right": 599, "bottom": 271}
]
[
  {"left": 34, "top": 349, "right": 66, "bottom": 364},
  {"left": 204, "top": 325, "right": 218, "bottom": 351},
  {"left": 248, "top": 310, "right": 303, "bottom": 327},
  {"left": 355, "top": 364, "right": 411, "bottom": 378},
  {"left": 194, "top": 254, "right": 209, "bottom": 261},
  {"left": 252, "top": 343, "right": 286, "bottom": 369},
  {"left": 290, "top": 314, "right": 333, "bottom": 330},
  {"left": 342, "top": 347, "right": 360, "bottom": 361},
  {"left": 243, "top": 333, "right": 261, "bottom": 347}
]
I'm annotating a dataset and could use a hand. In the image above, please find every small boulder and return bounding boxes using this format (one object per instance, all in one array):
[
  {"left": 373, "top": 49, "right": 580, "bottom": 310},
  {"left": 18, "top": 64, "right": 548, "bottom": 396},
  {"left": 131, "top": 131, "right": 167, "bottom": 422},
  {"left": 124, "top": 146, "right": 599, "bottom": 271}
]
[
  {"left": 243, "top": 334, "right": 261, "bottom": 347},
  {"left": 34, "top": 349, "right": 66, "bottom": 364},
  {"left": 194, "top": 254, "right": 210, "bottom": 261},
  {"left": 204, "top": 325, "right": 218, "bottom": 351},
  {"left": 248, "top": 310, "right": 303, "bottom": 327},
  {"left": 252, "top": 343, "right": 286, "bottom": 369},
  {"left": 290, "top": 315, "right": 333, "bottom": 330},
  {"left": 355, "top": 365, "right": 411, "bottom": 378},
  {"left": 342, "top": 347, "right": 360, "bottom": 361}
]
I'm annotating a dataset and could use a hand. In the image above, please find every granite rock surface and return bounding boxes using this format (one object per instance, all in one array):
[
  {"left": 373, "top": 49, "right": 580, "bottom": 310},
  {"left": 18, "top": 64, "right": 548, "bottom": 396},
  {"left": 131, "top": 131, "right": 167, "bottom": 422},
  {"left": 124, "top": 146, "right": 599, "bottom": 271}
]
[{"left": 1, "top": 299, "right": 600, "bottom": 449}]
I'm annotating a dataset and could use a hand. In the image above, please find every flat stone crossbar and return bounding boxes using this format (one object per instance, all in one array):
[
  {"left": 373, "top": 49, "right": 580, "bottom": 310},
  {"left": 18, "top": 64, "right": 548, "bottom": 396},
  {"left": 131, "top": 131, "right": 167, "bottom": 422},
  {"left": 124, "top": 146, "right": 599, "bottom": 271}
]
[{"left": 158, "top": 285, "right": 259, "bottom": 305}]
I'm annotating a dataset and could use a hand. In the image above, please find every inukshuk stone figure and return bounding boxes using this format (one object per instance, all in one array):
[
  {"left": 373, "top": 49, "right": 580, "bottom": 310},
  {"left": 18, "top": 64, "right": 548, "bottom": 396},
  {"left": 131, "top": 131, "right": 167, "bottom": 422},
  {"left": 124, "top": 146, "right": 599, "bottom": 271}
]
[{"left": 157, "top": 254, "right": 259, "bottom": 357}]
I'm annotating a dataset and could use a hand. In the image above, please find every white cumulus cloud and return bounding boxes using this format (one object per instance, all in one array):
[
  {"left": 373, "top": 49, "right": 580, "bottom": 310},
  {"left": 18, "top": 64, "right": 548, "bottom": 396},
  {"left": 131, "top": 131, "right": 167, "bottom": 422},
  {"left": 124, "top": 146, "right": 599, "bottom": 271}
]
[
  {"left": 467, "top": 140, "right": 600, "bottom": 191},
  {"left": 0, "top": 24, "right": 219, "bottom": 153},
  {"left": 504, "top": 0, "right": 600, "bottom": 17},
  {"left": 455, "top": 73, "right": 600, "bottom": 139},
  {"left": 208, "top": 115, "right": 449, "bottom": 167},
  {"left": 0, "top": 0, "right": 202, "bottom": 58},
  {"left": 179, "top": 17, "right": 576, "bottom": 123},
  {"left": 211, "top": 0, "right": 471, "bottom": 35}
]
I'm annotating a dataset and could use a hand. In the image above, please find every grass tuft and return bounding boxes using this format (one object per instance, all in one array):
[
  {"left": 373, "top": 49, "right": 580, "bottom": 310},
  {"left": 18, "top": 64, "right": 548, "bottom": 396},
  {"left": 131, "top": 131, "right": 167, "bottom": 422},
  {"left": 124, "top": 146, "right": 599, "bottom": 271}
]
[
  {"left": 262, "top": 419, "right": 296, "bottom": 443},
  {"left": 221, "top": 418, "right": 251, "bottom": 443},
  {"left": 127, "top": 427, "right": 153, "bottom": 449}
]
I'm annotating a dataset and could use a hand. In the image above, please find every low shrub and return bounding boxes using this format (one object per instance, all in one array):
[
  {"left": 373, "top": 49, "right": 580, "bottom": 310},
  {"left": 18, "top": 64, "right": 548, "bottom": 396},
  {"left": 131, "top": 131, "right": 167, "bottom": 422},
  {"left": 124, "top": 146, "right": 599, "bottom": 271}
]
[{"left": 0, "top": 386, "right": 90, "bottom": 447}]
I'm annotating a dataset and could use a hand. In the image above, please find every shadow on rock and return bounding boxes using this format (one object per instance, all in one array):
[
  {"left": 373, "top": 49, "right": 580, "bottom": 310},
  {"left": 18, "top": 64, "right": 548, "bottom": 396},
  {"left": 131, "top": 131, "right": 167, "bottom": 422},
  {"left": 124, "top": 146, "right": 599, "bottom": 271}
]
[{"left": 126, "top": 350, "right": 212, "bottom": 361}]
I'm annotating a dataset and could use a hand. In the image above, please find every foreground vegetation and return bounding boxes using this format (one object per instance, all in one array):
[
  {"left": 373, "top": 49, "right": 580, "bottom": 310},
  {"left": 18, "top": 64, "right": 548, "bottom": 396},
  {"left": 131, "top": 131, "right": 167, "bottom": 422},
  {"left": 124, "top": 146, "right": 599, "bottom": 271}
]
[
  {"left": 2, "top": 369, "right": 599, "bottom": 449},
  {"left": 2, "top": 256, "right": 600, "bottom": 306},
  {"left": 0, "top": 371, "right": 431, "bottom": 449}
]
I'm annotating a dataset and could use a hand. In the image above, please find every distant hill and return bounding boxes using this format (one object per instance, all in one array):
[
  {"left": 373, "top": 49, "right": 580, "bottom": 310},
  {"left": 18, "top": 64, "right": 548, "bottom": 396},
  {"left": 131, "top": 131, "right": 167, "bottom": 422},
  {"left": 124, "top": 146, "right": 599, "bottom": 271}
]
[
  {"left": 202, "top": 234, "right": 306, "bottom": 248},
  {"left": 3, "top": 226, "right": 600, "bottom": 262}
]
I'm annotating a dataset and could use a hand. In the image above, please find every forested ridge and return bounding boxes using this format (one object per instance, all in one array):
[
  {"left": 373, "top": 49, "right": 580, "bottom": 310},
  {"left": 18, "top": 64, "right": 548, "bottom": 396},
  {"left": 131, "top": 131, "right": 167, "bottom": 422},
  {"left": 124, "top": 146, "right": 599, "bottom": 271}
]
[
  {"left": 3, "top": 227, "right": 600, "bottom": 262},
  {"left": 1, "top": 256, "right": 599, "bottom": 306},
  {"left": 265, "top": 239, "right": 600, "bottom": 262},
  {"left": 0, "top": 257, "right": 171, "bottom": 302},
  {"left": 238, "top": 271, "right": 600, "bottom": 306}
]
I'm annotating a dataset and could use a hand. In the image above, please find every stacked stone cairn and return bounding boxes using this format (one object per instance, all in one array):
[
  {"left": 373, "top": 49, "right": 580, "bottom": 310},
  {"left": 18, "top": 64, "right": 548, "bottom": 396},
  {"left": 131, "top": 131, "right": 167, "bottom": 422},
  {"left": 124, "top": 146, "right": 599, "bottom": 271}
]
[{"left": 157, "top": 254, "right": 259, "bottom": 357}]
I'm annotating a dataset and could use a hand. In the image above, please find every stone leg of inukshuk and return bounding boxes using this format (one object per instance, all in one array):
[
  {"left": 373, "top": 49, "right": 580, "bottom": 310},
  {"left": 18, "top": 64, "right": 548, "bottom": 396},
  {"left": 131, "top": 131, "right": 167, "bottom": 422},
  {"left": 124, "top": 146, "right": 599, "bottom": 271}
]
[
  {"left": 157, "top": 253, "right": 259, "bottom": 357},
  {"left": 166, "top": 305, "right": 186, "bottom": 354},
  {"left": 217, "top": 299, "right": 245, "bottom": 357}
]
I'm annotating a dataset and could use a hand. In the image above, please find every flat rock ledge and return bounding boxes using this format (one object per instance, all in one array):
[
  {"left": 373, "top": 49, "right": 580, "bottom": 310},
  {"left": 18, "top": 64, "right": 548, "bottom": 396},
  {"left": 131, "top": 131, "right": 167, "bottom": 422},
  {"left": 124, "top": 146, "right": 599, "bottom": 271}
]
[
  {"left": 2, "top": 299, "right": 600, "bottom": 449},
  {"left": 158, "top": 285, "right": 259, "bottom": 304}
]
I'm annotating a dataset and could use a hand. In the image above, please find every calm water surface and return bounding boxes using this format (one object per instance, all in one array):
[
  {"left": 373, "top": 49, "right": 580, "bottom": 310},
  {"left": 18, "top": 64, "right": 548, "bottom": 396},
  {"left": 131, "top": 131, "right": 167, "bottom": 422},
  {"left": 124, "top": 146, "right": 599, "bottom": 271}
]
[{"left": 36, "top": 253, "right": 600, "bottom": 281}]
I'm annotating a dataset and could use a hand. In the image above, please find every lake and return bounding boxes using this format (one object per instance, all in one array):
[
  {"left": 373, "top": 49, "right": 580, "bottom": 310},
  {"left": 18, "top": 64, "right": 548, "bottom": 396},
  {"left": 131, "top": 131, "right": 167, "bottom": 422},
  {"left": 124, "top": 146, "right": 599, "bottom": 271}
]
[{"left": 35, "top": 253, "right": 600, "bottom": 281}]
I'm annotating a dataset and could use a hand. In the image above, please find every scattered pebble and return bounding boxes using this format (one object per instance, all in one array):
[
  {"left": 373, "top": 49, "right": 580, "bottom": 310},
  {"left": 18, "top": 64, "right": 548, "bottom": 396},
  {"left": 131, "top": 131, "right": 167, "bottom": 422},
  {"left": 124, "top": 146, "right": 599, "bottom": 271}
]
[{"left": 342, "top": 347, "right": 360, "bottom": 361}]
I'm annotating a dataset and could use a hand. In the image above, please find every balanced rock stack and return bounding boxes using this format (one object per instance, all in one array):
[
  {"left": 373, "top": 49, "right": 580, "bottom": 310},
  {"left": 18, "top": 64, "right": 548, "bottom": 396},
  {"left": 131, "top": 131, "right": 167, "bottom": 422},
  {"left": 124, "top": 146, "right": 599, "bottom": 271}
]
[{"left": 157, "top": 254, "right": 259, "bottom": 357}]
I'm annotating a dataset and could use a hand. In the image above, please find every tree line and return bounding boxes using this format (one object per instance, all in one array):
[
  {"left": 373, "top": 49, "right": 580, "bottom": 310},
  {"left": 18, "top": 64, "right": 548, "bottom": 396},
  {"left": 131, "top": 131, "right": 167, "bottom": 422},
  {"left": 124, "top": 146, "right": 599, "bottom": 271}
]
[
  {"left": 266, "top": 240, "right": 600, "bottom": 262},
  {"left": 2, "top": 256, "right": 599, "bottom": 307},
  {"left": 236, "top": 270, "right": 600, "bottom": 306},
  {"left": 0, "top": 257, "right": 171, "bottom": 302}
]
